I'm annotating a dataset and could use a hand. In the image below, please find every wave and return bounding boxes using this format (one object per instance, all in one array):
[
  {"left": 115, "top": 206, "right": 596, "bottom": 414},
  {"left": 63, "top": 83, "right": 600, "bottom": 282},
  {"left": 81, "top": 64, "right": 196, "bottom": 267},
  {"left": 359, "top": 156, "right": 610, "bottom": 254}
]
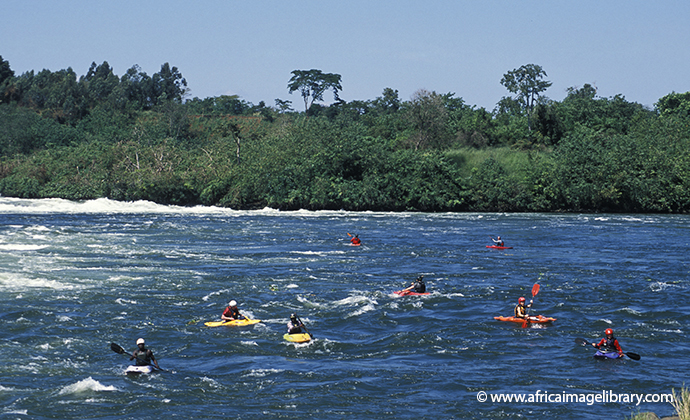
[{"left": 58, "top": 377, "right": 118, "bottom": 395}]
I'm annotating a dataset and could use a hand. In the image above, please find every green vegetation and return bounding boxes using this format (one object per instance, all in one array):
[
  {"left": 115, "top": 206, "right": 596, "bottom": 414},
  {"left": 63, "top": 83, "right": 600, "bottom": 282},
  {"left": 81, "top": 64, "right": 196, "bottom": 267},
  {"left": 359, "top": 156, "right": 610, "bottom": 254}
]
[
  {"left": 1, "top": 55, "right": 689, "bottom": 212},
  {"left": 626, "top": 385, "right": 690, "bottom": 420}
]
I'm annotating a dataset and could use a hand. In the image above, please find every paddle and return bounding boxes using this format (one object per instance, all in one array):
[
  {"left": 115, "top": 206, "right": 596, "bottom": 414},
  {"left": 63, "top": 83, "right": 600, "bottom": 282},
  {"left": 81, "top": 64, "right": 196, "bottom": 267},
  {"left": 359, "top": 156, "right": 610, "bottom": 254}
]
[
  {"left": 574, "top": 337, "right": 641, "bottom": 360},
  {"left": 297, "top": 317, "right": 313, "bottom": 339},
  {"left": 521, "top": 283, "right": 540, "bottom": 328},
  {"left": 110, "top": 342, "right": 165, "bottom": 371}
]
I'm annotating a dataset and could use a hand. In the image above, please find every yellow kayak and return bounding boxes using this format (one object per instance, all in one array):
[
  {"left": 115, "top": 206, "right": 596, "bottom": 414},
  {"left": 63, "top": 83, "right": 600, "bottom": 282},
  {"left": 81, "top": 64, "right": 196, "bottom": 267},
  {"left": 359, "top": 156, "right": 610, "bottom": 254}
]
[
  {"left": 283, "top": 333, "right": 311, "bottom": 343},
  {"left": 204, "top": 319, "right": 261, "bottom": 327}
]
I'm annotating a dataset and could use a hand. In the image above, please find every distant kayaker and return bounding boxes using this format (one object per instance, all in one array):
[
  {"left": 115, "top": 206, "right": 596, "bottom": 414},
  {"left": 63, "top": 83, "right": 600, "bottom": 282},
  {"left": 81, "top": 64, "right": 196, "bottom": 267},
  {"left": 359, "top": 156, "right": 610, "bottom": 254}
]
[
  {"left": 130, "top": 338, "right": 160, "bottom": 369},
  {"left": 403, "top": 275, "right": 426, "bottom": 293},
  {"left": 350, "top": 234, "right": 361, "bottom": 246},
  {"left": 592, "top": 328, "right": 624, "bottom": 357},
  {"left": 222, "top": 300, "right": 245, "bottom": 321},
  {"left": 287, "top": 314, "right": 306, "bottom": 334},
  {"left": 514, "top": 296, "right": 532, "bottom": 319},
  {"left": 492, "top": 236, "right": 505, "bottom": 247}
]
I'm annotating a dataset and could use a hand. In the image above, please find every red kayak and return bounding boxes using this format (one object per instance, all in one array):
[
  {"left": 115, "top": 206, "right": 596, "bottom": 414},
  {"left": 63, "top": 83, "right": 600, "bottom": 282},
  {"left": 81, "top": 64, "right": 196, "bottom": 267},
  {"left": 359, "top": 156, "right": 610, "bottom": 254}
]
[
  {"left": 394, "top": 290, "right": 430, "bottom": 296},
  {"left": 486, "top": 245, "right": 513, "bottom": 249},
  {"left": 494, "top": 315, "right": 556, "bottom": 324}
]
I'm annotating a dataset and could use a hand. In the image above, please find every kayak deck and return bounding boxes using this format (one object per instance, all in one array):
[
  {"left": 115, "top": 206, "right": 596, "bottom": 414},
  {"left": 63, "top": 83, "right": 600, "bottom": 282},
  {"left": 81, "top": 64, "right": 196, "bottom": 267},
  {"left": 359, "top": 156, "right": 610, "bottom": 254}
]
[
  {"left": 283, "top": 333, "right": 311, "bottom": 343},
  {"left": 394, "top": 290, "right": 430, "bottom": 296},
  {"left": 125, "top": 365, "right": 153, "bottom": 375},
  {"left": 494, "top": 315, "right": 556, "bottom": 324},
  {"left": 204, "top": 319, "right": 261, "bottom": 327},
  {"left": 594, "top": 351, "right": 623, "bottom": 360},
  {"left": 486, "top": 245, "right": 513, "bottom": 249}
]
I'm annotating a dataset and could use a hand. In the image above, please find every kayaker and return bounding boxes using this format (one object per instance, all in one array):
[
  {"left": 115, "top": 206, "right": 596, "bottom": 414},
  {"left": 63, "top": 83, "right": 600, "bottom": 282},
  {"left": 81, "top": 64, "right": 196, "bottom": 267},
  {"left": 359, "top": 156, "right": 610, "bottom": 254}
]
[
  {"left": 403, "top": 275, "right": 426, "bottom": 293},
  {"left": 592, "top": 328, "right": 624, "bottom": 357},
  {"left": 287, "top": 314, "right": 305, "bottom": 334},
  {"left": 130, "top": 338, "right": 160, "bottom": 369},
  {"left": 350, "top": 234, "right": 361, "bottom": 246},
  {"left": 514, "top": 296, "right": 532, "bottom": 319},
  {"left": 492, "top": 236, "right": 505, "bottom": 247},
  {"left": 221, "top": 300, "right": 245, "bottom": 321}
]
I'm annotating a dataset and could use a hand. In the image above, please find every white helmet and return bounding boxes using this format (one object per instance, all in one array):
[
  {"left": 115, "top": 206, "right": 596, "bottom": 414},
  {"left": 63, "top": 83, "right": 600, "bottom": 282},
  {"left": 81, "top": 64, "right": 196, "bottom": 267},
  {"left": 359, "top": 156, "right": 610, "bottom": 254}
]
[
  {"left": 136, "top": 338, "right": 145, "bottom": 345},
  {"left": 229, "top": 300, "right": 237, "bottom": 307}
]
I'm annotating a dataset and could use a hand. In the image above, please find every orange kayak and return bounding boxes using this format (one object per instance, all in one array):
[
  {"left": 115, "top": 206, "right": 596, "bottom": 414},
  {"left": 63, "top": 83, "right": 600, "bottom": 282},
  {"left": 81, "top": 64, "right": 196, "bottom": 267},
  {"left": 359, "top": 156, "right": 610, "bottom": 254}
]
[{"left": 494, "top": 315, "right": 556, "bottom": 324}]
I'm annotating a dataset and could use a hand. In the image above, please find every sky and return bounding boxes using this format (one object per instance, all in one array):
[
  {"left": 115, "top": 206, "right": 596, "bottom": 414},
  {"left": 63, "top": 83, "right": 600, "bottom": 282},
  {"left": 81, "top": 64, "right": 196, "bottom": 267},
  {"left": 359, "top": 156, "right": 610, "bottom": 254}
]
[{"left": 3, "top": 1, "right": 689, "bottom": 111}]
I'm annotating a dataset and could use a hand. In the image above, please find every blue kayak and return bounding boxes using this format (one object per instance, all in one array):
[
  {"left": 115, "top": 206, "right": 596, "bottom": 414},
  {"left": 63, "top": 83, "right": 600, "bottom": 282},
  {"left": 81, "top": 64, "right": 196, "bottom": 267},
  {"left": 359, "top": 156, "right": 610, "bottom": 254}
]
[{"left": 594, "top": 350, "right": 623, "bottom": 360}]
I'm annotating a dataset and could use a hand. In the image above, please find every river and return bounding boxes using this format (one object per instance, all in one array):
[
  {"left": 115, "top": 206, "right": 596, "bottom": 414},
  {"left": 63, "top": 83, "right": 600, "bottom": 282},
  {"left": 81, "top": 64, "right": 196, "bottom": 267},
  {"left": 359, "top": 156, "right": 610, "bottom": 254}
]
[{"left": 0, "top": 197, "right": 687, "bottom": 419}]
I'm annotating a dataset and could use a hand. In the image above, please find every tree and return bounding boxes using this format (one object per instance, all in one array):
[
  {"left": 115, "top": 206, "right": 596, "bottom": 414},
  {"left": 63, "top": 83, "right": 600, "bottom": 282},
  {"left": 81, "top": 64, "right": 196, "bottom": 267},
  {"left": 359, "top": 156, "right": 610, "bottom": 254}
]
[
  {"left": 287, "top": 69, "right": 342, "bottom": 114},
  {"left": 0, "top": 55, "right": 14, "bottom": 103},
  {"left": 152, "top": 62, "right": 188, "bottom": 104},
  {"left": 500, "top": 64, "right": 552, "bottom": 131},
  {"left": 406, "top": 89, "right": 449, "bottom": 150},
  {"left": 656, "top": 91, "right": 690, "bottom": 119}
]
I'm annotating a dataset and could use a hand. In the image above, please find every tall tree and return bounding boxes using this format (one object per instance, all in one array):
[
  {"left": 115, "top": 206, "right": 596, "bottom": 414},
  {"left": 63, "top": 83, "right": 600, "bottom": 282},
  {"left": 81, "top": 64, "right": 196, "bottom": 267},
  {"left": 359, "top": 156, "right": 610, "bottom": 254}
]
[
  {"left": 0, "top": 55, "right": 14, "bottom": 103},
  {"left": 406, "top": 89, "right": 449, "bottom": 150},
  {"left": 153, "top": 62, "right": 188, "bottom": 104},
  {"left": 287, "top": 69, "right": 342, "bottom": 114},
  {"left": 500, "top": 64, "right": 552, "bottom": 131}
]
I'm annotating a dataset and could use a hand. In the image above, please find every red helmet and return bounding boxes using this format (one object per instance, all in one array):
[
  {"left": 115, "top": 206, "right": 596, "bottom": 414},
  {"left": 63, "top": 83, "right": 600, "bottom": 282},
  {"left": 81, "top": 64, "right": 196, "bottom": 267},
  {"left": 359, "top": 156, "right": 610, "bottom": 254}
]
[
  {"left": 518, "top": 297, "right": 526, "bottom": 303},
  {"left": 605, "top": 328, "right": 613, "bottom": 336}
]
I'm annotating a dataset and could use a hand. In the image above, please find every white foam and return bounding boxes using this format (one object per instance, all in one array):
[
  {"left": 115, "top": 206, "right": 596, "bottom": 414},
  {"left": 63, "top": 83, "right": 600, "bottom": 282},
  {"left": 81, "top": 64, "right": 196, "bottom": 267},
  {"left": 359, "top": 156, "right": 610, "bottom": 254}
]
[
  {"left": 0, "top": 244, "right": 49, "bottom": 251},
  {"left": 0, "top": 273, "right": 74, "bottom": 291},
  {"left": 58, "top": 377, "right": 118, "bottom": 395},
  {"left": 246, "top": 368, "right": 284, "bottom": 377}
]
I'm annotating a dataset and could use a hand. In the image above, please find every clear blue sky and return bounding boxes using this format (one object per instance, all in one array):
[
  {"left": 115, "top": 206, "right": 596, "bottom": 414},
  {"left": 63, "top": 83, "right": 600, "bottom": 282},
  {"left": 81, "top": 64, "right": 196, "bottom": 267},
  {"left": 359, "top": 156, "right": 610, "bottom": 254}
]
[{"left": 3, "top": 0, "right": 689, "bottom": 110}]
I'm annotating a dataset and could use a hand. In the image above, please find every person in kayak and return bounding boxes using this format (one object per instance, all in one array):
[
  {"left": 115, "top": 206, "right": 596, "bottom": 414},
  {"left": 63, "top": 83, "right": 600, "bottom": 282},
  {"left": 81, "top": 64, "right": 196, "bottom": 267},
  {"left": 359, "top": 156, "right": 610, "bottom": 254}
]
[
  {"left": 591, "top": 328, "right": 624, "bottom": 357},
  {"left": 287, "top": 313, "right": 306, "bottom": 334},
  {"left": 221, "top": 300, "right": 245, "bottom": 321},
  {"left": 492, "top": 236, "right": 505, "bottom": 247},
  {"left": 403, "top": 275, "right": 426, "bottom": 293},
  {"left": 514, "top": 296, "right": 532, "bottom": 319},
  {"left": 350, "top": 234, "right": 361, "bottom": 245},
  {"left": 130, "top": 338, "right": 160, "bottom": 369}
]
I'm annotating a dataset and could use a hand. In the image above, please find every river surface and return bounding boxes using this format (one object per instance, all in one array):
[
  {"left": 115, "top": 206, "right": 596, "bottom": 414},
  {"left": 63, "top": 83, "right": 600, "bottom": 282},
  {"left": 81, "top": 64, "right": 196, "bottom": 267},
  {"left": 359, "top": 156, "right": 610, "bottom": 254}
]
[{"left": 1, "top": 198, "right": 688, "bottom": 419}]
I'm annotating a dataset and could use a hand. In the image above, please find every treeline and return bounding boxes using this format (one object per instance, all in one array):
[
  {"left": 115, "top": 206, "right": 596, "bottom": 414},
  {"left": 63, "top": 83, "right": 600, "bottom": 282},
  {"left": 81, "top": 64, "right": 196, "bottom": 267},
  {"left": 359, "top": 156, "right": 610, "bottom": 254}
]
[{"left": 1, "top": 56, "right": 689, "bottom": 212}]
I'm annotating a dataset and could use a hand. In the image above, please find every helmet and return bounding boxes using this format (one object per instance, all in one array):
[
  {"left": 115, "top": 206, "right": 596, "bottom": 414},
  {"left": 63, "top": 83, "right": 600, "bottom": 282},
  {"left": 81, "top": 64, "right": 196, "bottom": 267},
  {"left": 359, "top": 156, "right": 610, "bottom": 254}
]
[
  {"left": 136, "top": 338, "right": 145, "bottom": 345},
  {"left": 290, "top": 313, "right": 297, "bottom": 320},
  {"left": 497, "top": 236, "right": 501, "bottom": 239},
  {"left": 229, "top": 300, "right": 237, "bottom": 307},
  {"left": 518, "top": 297, "right": 526, "bottom": 303},
  {"left": 605, "top": 328, "right": 613, "bottom": 336}
]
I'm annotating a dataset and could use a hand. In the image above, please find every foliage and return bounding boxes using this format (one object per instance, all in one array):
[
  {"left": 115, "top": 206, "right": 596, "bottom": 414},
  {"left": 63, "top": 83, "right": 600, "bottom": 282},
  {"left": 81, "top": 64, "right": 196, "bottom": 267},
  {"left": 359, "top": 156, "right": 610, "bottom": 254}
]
[
  {"left": 1, "top": 58, "right": 689, "bottom": 213},
  {"left": 672, "top": 385, "right": 690, "bottom": 420},
  {"left": 287, "top": 69, "right": 342, "bottom": 114}
]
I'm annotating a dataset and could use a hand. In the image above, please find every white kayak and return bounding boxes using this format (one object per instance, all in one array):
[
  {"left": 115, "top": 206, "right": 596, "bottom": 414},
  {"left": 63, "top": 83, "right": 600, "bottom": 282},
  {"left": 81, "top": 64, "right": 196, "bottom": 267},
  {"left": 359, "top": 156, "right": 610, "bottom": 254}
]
[{"left": 125, "top": 365, "right": 154, "bottom": 375}]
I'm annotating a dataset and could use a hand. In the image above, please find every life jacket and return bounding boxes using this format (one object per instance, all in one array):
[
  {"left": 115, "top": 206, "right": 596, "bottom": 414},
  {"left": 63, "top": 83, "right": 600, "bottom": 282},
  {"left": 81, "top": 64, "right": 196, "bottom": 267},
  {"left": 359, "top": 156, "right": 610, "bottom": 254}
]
[
  {"left": 134, "top": 349, "right": 152, "bottom": 366},
  {"left": 514, "top": 304, "right": 527, "bottom": 318},
  {"left": 287, "top": 320, "right": 303, "bottom": 334},
  {"left": 224, "top": 306, "right": 240, "bottom": 319},
  {"left": 600, "top": 337, "right": 618, "bottom": 352},
  {"left": 413, "top": 281, "right": 426, "bottom": 293}
]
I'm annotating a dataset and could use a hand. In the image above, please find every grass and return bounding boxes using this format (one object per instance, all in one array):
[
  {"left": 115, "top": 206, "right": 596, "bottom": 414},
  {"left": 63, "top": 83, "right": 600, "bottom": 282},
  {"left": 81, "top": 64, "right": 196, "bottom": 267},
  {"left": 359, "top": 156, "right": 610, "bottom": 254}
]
[
  {"left": 672, "top": 385, "right": 690, "bottom": 420},
  {"left": 444, "top": 146, "right": 553, "bottom": 178},
  {"left": 625, "top": 384, "right": 689, "bottom": 420}
]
